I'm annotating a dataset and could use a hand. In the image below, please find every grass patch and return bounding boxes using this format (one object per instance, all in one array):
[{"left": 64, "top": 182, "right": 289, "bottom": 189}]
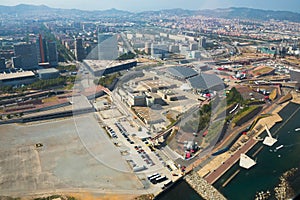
[
  {"left": 232, "top": 106, "right": 262, "bottom": 127},
  {"left": 252, "top": 66, "right": 274, "bottom": 75},
  {"left": 42, "top": 96, "right": 58, "bottom": 103},
  {"left": 226, "top": 87, "right": 243, "bottom": 105},
  {"left": 94, "top": 72, "right": 120, "bottom": 87}
]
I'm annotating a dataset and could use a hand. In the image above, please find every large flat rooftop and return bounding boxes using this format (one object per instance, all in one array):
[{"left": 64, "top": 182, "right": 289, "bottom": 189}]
[
  {"left": 83, "top": 59, "right": 137, "bottom": 72},
  {"left": 0, "top": 71, "right": 35, "bottom": 81}
]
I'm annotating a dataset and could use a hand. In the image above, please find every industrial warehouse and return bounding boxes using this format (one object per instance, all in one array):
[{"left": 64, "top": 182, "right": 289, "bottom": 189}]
[{"left": 0, "top": 68, "right": 60, "bottom": 86}]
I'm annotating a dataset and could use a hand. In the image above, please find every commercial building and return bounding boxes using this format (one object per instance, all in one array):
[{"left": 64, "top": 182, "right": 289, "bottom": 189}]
[
  {"left": 289, "top": 68, "right": 300, "bottom": 89},
  {"left": 167, "top": 66, "right": 198, "bottom": 80},
  {"left": 127, "top": 91, "right": 167, "bottom": 107},
  {"left": 194, "top": 64, "right": 210, "bottom": 71},
  {"left": 157, "top": 89, "right": 184, "bottom": 101},
  {"left": 190, "top": 43, "right": 198, "bottom": 51},
  {"left": 198, "top": 37, "right": 206, "bottom": 48},
  {"left": 83, "top": 59, "right": 137, "bottom": 76},
  {"left": 290, "top": 68, "right": 300, "bottom": 83},
  {"left": 128, "top": 92, "right": 146, "bottom": 107},
  {"left": 13, "top": 43, "right": 39, "bottom": 69},
  {"left": 187, "top": 73, "right": 224, "bottom": 92},
  {"left": 133, "top": 106, "right": 164, "bottom": 125},
  {"left": 47, "top": 41, "right": 58, "bottom": 66},
  {"left": 145, "top": 92, "right": 165, "bottom": 107},
  {"left": 151, "top": 43, "right": 169, "bottom": 58},
  {"left": 0, "top": 58, "right": 5, "bottom": 71},
  {"left": 37, "top": 34, "right": 48, "bottom": 63},
  {"left": 169, "top": 45, "right": 180, "bottom": 53},
  {"left": 145, "top": 42, "right": 151, "bottom": 55},
  {"left": 190, "top": 51, "right": 201, "bottom": 59},
  {"left": 0, "top": 71, "right": 36, "bottom": 86},
  {"left": 140, "top": 79, "right": 172, "bottom": 93},
  {"left": 75, "top": 38, "right": 85, "bottom": 61},
  {"left": 37, "top": 68, "right": 60, "bottom": 80},
  {"left": 180, "top": 45, "right": 190, "bottom": 55}
]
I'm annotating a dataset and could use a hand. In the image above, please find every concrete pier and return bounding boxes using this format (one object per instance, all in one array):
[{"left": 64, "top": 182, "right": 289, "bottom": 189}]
[
  {"left": 222, "top": 169, "right": 240, "bottom": 188},
  {"left": 184, "top": 171, "right": 227, "bottom": 200}
]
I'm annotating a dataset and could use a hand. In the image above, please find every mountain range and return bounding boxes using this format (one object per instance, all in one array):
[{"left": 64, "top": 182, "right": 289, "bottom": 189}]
[{"left": 1, "top": 4, "right": 300, "bottom": 22}]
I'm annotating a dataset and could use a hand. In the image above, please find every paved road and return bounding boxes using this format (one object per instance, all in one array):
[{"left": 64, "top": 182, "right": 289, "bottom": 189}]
[{"left": 205, "top": 138, "right": 257, "bottom": 184}]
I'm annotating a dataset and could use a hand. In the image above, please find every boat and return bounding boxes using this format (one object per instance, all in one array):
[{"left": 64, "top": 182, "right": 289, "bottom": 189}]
[
  {"left": 276, "top": 145, "right": 284, "bottom": 150},
  {"left": 254, "top": 136, "right": 263, "bottom": 141},
  {"left": 295, "top": 128, "right": 300, "bottom": 132}
]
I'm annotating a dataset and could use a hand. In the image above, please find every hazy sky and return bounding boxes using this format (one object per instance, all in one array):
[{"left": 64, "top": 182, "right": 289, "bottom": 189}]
[{"left": 0, "top": 0, "right": 300, "bottom": 12}]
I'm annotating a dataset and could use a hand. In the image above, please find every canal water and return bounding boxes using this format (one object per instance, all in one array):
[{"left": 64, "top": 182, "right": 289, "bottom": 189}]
[
  {"left": 156, "top": 102, "right": 300, "bottom": 200},
  {"left": 214, "top": 102, "right": 300, "bottom": 200},
  {"left": 155, "top": 179, "right": 203, "bottom": 200}
]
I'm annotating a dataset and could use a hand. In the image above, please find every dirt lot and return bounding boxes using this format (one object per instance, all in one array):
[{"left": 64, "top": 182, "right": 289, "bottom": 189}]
[{"left": 0, "top": 114, "right": 144, "bottom": 197}]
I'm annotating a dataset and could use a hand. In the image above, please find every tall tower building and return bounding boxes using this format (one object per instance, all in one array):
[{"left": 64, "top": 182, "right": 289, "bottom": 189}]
[
  {"left": 145, "top": 42, "right": 151, "bottom": 55},
  {"left": 48, "top": 41, "right": 58, "bottom": 66},
  {"left": 198, "top": 37, "right": 206, "bottom": 49},
  {"left": 75, "top": 38, "right": 85, "bottom": 61},
  {"left": 13, "top": 43, "right": 38, "bottom": 69},
  {"left": 37, "top": 34, "right": 48, "bottom": 63},
  {"left": 0, "top": 57, "right": 5, "bottom": 71}
]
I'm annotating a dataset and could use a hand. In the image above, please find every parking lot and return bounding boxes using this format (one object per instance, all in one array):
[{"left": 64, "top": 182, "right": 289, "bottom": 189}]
[{"left": 94, "top": 96, "right": 179, "bottom": 186}]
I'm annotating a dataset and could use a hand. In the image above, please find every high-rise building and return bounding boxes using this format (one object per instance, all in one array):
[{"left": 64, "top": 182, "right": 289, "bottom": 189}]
[
  {"left": 13, "top": 43, "right": 38, "bottom": 69},
  {"left": 75, "top": 38, "right": 85, "bottom": 61},
  {"left": 198, "top": 37, "right": 206, "bottom": 49},
  {"left": 97, "top": 33, "right": 118, "bottom": 60},
  {"left": 290, "top": 68, "right": 300, "bottom": 83},
  {"left": 0, "top": 57, "right": 5, "bottom": 71},
  {"left": 145, "top": 42, "right": 151, "bottom": 55},
  {"left": 36, "top": 34, "right": 58, "bottom": 66},
  {"left": 37, "top": 34, "right": 48, "bottom": 63},
  {"left": 190, "top": 43, "right": 199, "bottom": 51},
  {"left": 290, "top": 68, "right": 300, "bottom": 89},
  {"left": 169, "top": 45, "right": 180, "bottom": 53},
  {"left": 151, "top": 43, "right": 168, "bottom": 58},
  {"left": 48, "top": 41, "right": 58, "bottom": 66}
]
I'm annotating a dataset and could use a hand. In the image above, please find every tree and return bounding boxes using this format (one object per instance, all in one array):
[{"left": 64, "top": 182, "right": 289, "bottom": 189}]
[
  {"left": 118, "top": 51, "right": 136, "bottom": 60},
  {"left": 227, "top": 87, "right": 243, "bottom": 105}
]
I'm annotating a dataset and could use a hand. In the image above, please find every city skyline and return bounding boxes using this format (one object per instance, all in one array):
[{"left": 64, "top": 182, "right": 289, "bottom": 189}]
[{"left": 0, "top": 0, "right": 300, "bottom": 12}]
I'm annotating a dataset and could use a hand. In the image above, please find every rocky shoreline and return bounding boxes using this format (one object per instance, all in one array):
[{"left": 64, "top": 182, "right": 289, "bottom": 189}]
[
  {"left": 274, "top": 168, "right": 297, "bottom": 199},
  {"left": 184, "top": 171, "right": 227, "bottom": 200},
  {"left": 255, "top": 168, "right": 298, "bottom": 200}
]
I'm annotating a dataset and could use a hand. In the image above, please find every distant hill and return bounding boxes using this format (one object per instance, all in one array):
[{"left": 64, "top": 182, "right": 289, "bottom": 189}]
[
  {"left": 0, "top": 4, "right": 300, "bottom": 22},
  {"left": 0, "top": 4, "right": 132, "bottom": 17},
  {"left": 139, "top": 7, "right": 300, "bottom": 22},
  {"left": 197, "top": 7, "right": 300, "bottom": 22},
  {"left": 0, "top": 4, "right": 52, "bottom": 13}
]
